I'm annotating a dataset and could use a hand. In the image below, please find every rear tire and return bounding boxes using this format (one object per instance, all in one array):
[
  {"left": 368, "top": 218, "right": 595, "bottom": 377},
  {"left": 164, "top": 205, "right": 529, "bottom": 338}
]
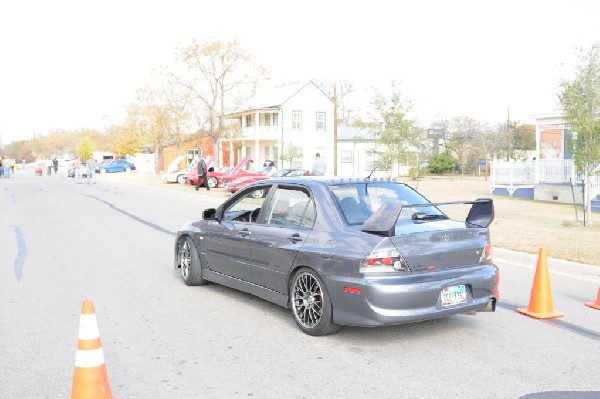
[
  {"left": 177, "top": 174, "right": 186, "bottom": 184},
  {"left": 207, "top": 176, "right": 218, "bottom": 188},
  {"left": 125, "top": 167, "right": 131, "bottom": 172},
  {"left": 290, "top": 268, "right": 339, "bottom": 336},
  {"left": 178, "top": 237, "right": 207, "bottom": 286}
]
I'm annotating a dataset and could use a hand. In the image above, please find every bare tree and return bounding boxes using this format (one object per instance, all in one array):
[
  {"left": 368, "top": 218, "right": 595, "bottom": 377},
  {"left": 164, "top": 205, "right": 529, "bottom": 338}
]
[{"left": 177, "top": 39, "right": 268, "bottom": 166}]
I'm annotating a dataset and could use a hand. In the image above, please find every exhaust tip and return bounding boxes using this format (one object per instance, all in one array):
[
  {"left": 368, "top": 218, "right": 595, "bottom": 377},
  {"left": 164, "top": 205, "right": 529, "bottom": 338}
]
[{"left": 477, "top": 299, "right": 496, "bottom": 312}]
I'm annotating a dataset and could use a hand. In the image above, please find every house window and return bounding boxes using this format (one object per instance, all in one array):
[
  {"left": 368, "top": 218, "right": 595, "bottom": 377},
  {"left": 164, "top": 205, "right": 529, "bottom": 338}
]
[
  {"left": 365, "top": 153, "right": 377, "bottom": 171},
  {"left": 264, "top": 146, "right": 270, "bottom": 159},
  {"left": 272, "top": 147, "right": 278, "bottom": 164},
  {"left": 341, "top": 150, "right": 352, "bottom": 163},
  {"left": 316, "top": 112, "right": 326, "bottom": 131},
  {"left": 245, "top": 115, "right": 252, "bottom": 127},
  {"left": 292, "top": 111, "right": 302, "bottom": 130},
  {"left": 292, "top": 146, "right": 303, "bottom": 168},
  {"left": 259, "top": 112, "right": 278, "bottom": 126}
]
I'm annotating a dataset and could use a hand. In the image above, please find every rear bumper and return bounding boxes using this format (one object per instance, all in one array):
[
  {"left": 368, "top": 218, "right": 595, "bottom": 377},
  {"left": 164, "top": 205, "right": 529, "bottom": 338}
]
[{"left": 326, "top": 264, "right": 498, "bottom": 327}]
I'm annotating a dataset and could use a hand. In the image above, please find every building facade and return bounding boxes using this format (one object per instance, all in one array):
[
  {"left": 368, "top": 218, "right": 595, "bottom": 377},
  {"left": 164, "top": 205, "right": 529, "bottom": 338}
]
[{"left": 223, "top": 81, "right": 335, "bottom": 174}]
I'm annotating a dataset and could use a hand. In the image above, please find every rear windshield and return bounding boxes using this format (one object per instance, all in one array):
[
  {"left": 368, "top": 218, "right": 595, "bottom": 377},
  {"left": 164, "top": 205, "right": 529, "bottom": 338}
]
[{"left": 330, "top": 182, "right": 445, "bottom": 225}]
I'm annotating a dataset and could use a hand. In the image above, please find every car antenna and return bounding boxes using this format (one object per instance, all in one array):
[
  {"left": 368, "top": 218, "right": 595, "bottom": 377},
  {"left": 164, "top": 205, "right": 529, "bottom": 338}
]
[
  {"left": 365, "top": 167, "right": 376, "bottom": 194},
  {"left": 366, "top": 167, "right": 376, "bottom": 180}
]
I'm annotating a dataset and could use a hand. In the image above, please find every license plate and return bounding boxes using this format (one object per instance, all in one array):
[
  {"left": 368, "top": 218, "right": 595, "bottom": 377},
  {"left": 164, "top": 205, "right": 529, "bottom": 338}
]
[{"left": 441, "top": 285, "right": 467, "bottom": 307}]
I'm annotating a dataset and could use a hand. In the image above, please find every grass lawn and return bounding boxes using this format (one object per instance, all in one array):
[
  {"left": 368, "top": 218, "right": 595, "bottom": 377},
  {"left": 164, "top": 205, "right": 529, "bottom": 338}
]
[{"left": 401, "top": 175, "right": 600, "bottom": 266}]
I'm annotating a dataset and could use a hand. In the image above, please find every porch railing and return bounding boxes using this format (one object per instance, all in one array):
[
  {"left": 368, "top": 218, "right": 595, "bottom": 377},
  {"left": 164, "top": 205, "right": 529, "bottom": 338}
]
[{"left": 491, "top": 159, "right": 600, "bottom": 199}]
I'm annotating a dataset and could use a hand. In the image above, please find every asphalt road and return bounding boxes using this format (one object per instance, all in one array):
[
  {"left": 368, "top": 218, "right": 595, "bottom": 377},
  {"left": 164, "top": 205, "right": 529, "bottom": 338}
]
[{"left": 1, "top": 169, "right": 599, "bottom": 398}]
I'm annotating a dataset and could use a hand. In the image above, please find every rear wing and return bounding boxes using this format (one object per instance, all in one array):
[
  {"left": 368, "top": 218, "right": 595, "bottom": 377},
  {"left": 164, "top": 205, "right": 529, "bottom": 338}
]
[{"left": 360, "top": 198, "right": 494, "bottom": 237}]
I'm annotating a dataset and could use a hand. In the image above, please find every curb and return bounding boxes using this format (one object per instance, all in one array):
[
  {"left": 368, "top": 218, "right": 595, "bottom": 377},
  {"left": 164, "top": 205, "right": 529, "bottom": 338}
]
[{"left": 494, "top": 247, "right": 600, "bottom": 283}]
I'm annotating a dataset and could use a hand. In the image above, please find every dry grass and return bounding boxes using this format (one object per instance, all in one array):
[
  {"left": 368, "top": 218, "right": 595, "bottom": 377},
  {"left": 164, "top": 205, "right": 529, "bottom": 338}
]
[{"left": 400, "top": 175, "right": 600, "bottom": 266}]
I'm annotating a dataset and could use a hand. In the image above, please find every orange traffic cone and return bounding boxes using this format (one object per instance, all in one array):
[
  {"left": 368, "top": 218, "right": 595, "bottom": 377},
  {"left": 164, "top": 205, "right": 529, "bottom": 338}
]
[
  {"left": 71, "top": 300, "right": 112, "bottom": 399},
  {"left": 517, "top": 248, "right": 564, "bottom": 319},
  {"left": 585, "top": 287, "right": 600, "bottom": 310}
]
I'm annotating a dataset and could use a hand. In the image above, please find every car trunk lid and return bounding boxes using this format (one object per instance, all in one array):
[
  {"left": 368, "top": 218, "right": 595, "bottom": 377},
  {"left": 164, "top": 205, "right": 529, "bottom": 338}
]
[{"left": 389, "top": 221, "right": 489, "bottom": 272}]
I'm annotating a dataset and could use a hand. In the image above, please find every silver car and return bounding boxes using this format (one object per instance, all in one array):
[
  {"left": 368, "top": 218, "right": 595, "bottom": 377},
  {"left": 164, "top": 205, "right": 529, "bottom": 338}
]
[{"left": 174, "top": 177, "right": 498, "bottom": 336}]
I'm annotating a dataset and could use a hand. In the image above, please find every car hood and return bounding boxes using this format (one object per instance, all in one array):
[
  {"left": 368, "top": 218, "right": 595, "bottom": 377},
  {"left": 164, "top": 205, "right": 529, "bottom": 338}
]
[{"left": 166, "top": 156, "right": 184, "bottom": 173}]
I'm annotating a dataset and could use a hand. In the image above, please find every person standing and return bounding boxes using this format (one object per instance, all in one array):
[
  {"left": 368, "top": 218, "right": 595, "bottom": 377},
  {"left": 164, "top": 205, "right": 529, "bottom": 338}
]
[
  {"left": 311, "top": 153, "right": 326, "bottom": 176},
  {"left": 52, "top": 158, "right": 59, "bottom": 174},
  {"left": 73, "top": 157, "right": 82, "bottom": 184},
  {"left": 0, "top": 158, "right": 3, "bottom": 178},
  {"left": 4, "top": 157, "right": 11, "bottom": 178},
  {"left": 86, "top": 156, "right": 97, "bottom": 184},
  {"left": 46, "top": 159, "right": 52, "bottom": 175},
  {"left": 195, "top": 155, "right": 210, "bottom": 191}
]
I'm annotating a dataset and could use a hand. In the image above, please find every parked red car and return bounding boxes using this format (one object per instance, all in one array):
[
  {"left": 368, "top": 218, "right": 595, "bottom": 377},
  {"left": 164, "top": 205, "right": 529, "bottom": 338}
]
[
  {"left": 225, "top": 168, "right": 310, "bottom": 193},
  {"left": 185, "top": 157, "right": 250, "bottom": 188}
]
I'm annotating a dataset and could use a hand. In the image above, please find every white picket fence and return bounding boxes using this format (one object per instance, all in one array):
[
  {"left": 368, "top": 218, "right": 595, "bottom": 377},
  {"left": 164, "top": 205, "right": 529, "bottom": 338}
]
[{"left": 491, "top": 159, "right": 600, "bottom": 199}]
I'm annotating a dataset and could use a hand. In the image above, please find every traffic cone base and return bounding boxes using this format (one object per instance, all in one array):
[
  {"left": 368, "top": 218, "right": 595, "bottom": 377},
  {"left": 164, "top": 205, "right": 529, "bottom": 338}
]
[
  {"left": 585, "top": 288, "right": 600, "bottom": 310},
  {"left": 516, "top": 248, "right": 563, "bottom": 320},
  {"left": 517, "top": 307, "right": 564, "bottom": 319}
]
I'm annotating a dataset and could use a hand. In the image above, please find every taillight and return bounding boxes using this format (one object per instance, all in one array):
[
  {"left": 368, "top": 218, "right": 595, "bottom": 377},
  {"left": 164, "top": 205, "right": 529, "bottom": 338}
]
[
  {"left": 361, "top": 249, "right": 411, "bottom": 273},
  {"left": 479, "top": 242, "right": 492, "bottom": 264}
]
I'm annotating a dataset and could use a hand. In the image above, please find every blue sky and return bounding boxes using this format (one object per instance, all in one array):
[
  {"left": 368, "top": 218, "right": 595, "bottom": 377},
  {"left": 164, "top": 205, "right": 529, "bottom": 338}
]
[{"left": 1, "top": 0, "right": 599, "bottom": 144}]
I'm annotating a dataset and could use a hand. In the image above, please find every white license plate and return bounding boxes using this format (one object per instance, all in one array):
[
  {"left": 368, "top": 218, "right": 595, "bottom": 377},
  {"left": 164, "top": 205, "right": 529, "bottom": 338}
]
[{"left": 441, "top": 285, "right": 467, "bottom": 307}]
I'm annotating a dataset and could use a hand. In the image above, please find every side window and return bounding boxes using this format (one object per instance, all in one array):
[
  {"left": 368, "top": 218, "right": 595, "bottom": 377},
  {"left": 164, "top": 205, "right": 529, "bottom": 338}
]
[
  {"left": 265, "top": 187, "right": 314, "bottom": 227},
  {"left": 299, "top": 199, "right": 316, "bottom": 228},
  {"left": 222, "top": 186, "right": 271, "bottom": 222}
]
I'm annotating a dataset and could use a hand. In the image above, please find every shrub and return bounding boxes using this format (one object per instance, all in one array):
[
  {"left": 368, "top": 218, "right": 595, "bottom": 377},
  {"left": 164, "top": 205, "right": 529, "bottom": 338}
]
[{"left": 428, "top": 153, "right": 456, "bottom": 174}]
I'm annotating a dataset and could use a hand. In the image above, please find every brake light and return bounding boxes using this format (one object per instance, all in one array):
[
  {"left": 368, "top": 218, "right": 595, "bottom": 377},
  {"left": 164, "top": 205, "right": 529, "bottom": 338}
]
[
  {"left": 479, "top": 242, "right": 492, "bottom": 264},
  {"left": 361, "top": 249, "right": 410, "bottom": 273}
]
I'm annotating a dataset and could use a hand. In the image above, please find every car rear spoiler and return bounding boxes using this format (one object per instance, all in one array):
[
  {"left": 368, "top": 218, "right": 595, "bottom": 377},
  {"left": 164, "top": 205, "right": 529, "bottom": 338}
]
[{"left": 360, "top": 198, "right": 494, "bottom": 237}]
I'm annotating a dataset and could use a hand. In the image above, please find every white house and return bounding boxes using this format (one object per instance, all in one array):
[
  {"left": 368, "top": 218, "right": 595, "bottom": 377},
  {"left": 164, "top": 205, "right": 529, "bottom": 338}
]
[
  {"left": 337, "top": 127, "right": 412, "bottom": 178},
  {"left": 223, "top": 81, "right": 335, "bottom": 174}
]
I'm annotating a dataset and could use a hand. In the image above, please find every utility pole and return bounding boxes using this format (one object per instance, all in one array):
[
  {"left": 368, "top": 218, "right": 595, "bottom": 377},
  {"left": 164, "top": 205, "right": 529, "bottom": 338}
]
[{"left": 333, "top": 83, "right": 338, "bottom": 176}]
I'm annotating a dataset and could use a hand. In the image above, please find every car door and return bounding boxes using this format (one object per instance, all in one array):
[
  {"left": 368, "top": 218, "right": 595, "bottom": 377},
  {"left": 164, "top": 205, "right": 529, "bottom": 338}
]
[
  {"left": 247, "top": 185, "right": 315, "bottom": 294},
  {"left": 202, "top": 185, "right": 271, "bottom": 282},
  {"left": 116, "top": 160, "right": 126, "bottom": 171}
]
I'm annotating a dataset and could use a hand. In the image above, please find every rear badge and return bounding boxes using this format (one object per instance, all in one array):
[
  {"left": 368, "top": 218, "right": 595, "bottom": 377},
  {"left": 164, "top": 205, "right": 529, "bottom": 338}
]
[{"left": 441, "top": 234, "right": 450, "bottom": 244}]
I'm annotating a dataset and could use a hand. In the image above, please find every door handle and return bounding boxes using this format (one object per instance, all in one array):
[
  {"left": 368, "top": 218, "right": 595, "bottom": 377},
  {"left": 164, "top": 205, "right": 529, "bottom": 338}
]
[
  {"left": 239, "top": 229, "right": 251, "bottom": 237},
  {"left": 288, "top": 233, "right": 303, "bottom": 243}
]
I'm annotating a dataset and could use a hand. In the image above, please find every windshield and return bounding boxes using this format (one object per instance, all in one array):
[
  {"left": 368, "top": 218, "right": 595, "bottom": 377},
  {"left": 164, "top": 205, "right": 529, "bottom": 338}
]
[{"left": 330, "top": 182, "right": 446, "bottom": 225}]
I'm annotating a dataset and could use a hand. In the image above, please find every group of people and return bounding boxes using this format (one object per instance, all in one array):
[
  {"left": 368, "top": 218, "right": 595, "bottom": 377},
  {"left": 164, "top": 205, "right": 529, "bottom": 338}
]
[
  {"left": 71, "top": 155, "right": 97, "bottom": 184},
  {"left": 0, "top": 157, "right": 17, "bottom": 178},
  {"left": 43, "top": 158, "right": 59, "bottom": 175},
  {"left": 192, "top": 151, "right": 326, "bottom": 193}
]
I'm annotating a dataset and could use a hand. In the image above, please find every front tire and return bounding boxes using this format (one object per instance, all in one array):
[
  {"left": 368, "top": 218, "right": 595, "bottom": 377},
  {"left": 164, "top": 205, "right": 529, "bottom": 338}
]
[
  {"left": 125, "top": 167, "right": 132, "bottom": 172},
  {"left": 100, "top": 168, "right": 106, "bottom": 174},
  {"left": 207, "top": 176, "right": 218, "bottom": 188},
  {"left": 290, "top": 268, "right": 339, "bottom": 336},
  {"left": 178, "top": 237, "right": 207, "bottom": 286},
  {"left": 177, "top": 174, "right": 186, "bottom": 184}
]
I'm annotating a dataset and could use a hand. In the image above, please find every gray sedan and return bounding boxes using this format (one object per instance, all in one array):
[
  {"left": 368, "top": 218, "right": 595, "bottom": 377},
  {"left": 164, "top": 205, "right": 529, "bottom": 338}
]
[{"left": 174, "top": 177, "right": 499, "bottom": 336}]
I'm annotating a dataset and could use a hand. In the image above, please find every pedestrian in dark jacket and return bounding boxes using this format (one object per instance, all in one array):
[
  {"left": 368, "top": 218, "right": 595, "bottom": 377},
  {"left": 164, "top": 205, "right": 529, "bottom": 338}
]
[{"left": 195, "top": 156, "right": 210, "bottom": 191}]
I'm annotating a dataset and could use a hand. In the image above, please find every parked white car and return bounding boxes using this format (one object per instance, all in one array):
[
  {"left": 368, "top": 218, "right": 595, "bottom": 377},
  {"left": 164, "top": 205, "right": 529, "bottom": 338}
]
[{"left": 161, "top": 156, "right": 189, "bottom": 184}]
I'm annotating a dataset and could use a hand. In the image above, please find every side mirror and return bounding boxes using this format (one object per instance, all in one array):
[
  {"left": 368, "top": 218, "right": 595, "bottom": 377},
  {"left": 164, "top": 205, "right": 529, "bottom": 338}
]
[{"left": 203, "top": 208, "right": 218, "bottom": 220}]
